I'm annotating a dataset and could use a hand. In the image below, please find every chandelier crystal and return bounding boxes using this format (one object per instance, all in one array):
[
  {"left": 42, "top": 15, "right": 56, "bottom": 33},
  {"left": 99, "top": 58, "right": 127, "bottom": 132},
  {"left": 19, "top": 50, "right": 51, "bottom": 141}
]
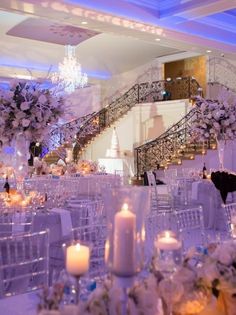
[{"left": 51, "top": 45, "right": 88, "bottom": 93}]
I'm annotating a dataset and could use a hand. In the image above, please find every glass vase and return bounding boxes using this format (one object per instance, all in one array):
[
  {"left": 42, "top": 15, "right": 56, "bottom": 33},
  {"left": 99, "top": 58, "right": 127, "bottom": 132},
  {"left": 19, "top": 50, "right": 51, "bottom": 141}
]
[
  {"left": 13, "top": 133, "right": 30, "bottom": 183},
  {"left": 103, "top": 186, "right": 151, "bottom": 277},
  {"left": 216, "top": 137, "right": 226, "bottom": 171}
]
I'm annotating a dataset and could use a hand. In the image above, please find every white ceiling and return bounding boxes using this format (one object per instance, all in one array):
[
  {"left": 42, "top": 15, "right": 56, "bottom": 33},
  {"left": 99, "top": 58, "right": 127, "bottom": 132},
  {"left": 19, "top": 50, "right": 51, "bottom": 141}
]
[
  {"left": 0, "top": 10, "right": 179, "bottom": 84},
  {"left": 0, "top": 0, "right": 236, "bottom": 85}
]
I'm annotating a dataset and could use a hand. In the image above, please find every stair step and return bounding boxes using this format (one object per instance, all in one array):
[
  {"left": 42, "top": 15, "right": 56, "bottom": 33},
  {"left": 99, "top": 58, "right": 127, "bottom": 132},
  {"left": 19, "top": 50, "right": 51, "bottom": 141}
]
[{"left": 180, "top": 154, "right": 195, "bottom": 160}]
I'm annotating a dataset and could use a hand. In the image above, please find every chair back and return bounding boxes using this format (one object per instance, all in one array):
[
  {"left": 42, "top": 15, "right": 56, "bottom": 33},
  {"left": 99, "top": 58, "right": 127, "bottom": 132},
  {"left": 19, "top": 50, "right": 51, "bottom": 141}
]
[
  {"left": 145, "top": 211, "right": 171, "bottom": 255},
  {"left": 71, "top": 224, "right": 107, "bottom": 279},
  {"left": 0, "top": 209, "right": 35, "bottom": 237},
  {"left": 174, "top": 206, "right": 206, "bottom": 250},
  {"left": 0, "top": 229, "right": 49, "bottom": 298},
  {"left": 222, "top": 202, "right": 236, "bottom": 238}
]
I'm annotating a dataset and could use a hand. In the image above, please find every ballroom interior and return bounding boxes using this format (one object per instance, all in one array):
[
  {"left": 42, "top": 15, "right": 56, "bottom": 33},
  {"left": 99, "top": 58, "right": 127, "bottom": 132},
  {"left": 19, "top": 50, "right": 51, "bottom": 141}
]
[{"left": 0, "top": 1, "right": 236, "bottom": 315}]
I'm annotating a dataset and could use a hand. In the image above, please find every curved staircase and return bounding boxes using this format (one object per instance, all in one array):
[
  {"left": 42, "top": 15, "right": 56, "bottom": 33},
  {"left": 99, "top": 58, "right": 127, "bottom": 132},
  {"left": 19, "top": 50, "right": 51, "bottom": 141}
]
[
  {"left": 134, "top": 100, "right": 218, "bottom": 177},
  {"left": 43, "top": 77, "right": 200, "bottom": 164},
  {"left": 134, "top": 80, "right": 236, "bottom": 177}
]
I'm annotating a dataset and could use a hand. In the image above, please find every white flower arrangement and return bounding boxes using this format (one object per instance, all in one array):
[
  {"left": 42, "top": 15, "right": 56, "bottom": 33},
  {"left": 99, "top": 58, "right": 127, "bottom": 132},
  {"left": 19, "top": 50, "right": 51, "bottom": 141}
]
[
  {"left": 0, "top": 80, "right": 65, "bottom": 145},
  {"left": 191, "top": 97, "right": 236, "bottom": 141},
  {"left": 77, "top": 160, "right": 98, "bottom": 174},
  {"left": 201, "top": 240, "right": 236, "bottom": 295},
  {"left": 78, "top": 275, "right": 162, "bottom": 315}
]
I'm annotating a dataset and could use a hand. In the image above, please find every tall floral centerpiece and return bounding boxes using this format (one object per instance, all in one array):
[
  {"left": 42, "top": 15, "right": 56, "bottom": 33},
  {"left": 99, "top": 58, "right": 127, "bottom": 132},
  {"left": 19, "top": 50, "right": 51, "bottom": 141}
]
[
  {"left": 0, "top": 80, "right": 65, "bottom": 178},
  {"left": 191, "top": 97, "right": 236, "bottom": 169}
]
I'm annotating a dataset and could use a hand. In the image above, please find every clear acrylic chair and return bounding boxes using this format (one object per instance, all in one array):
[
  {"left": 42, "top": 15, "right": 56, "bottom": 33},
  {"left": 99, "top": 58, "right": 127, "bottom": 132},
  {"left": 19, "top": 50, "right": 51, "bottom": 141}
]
[
  {"left": 71, "top": 223, "right": 107, "bottom": 280},
  {"left": 174, "top": 206, "right": 206, "bottom": 251},
  {"left": 0, "top": 230, "right": 49, "bottom": 298},
  {"left": 50, "top": 202, "right": 105, "bottom": 283},
  {"left": 0, "top": 208, "right": 35, "bottom": 237},
  {"left": 222, "top": 202, "right": 236, "bottom": 238},
  {"left": 146, "top": 171, "right": 159, "bottom": 209},
  {"left": 146, "top": 171, "right": 172, "bottom": 212},
  {"left": 145, "top": 211, "right": 171, "bottom": 260}
]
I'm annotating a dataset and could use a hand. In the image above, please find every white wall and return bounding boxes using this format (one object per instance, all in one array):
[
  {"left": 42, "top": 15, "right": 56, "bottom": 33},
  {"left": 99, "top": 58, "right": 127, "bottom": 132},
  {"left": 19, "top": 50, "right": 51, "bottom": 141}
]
[
  {"left": 63, "top": 84, "right": 102, "bottom": 121},
  {"left": 81, "top": 99, "right": 189, "bottom": 175},
  {"left": 207, "top": 56, "right": 236, "bottom": 91},
  {"left": 100, "top": 52, "right": 201, "bottom": 107}
]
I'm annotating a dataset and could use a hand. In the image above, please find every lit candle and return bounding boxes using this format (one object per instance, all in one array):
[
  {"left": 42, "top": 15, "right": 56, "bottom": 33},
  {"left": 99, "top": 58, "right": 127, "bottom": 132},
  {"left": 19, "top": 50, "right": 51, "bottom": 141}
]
[
  {"left": 231, "top": 216, "right": 236, "bottom": 238},
  {"left": 156, "top": 231, "right": 181, "bottom": 251},
  {"left": 113, "top": 203, "right": 136, "bottom": 276},
  {"left": 66, "top": 243, "right": 90, "bottom": 276},
  {"left": 104, "top": 239, "right": 110, "bottom": 264}
]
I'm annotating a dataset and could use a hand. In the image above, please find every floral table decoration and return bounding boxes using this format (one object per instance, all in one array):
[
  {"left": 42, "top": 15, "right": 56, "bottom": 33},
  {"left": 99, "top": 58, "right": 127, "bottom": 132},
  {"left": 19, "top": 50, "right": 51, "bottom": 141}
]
[
  {"left": 77, "top": 160, "right": 98, "bottom": 174},
  {"left": 0, "top": 80, "right": 65, "bottom": 178},
  {"left": 38, "top": 240, "right": 236, "bottom": 315},
  {"left": 190, "top": 96, "right": 236, "bottom": 169}
]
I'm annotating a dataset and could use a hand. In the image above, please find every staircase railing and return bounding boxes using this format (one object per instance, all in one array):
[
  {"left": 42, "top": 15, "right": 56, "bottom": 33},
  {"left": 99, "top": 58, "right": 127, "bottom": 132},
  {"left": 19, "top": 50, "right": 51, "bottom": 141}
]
[
  {"left": 42, "top": 113, "right": 94, "bottom": 155},
  {"left": 135, "top": 107, "right": 200, "bottom": 177},
  {"left": 73, "top": 77, "right": 201, "bottom": 161},
  {"left": 44, "top": 77, "right": 201, "bottom": 159}
]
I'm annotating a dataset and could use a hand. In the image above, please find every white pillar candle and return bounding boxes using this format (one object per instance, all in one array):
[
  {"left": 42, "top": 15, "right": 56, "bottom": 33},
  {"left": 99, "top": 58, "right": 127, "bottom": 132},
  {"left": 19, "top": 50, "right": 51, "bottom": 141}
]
[
  {"left": 156, "top": 231, "right": 181, "bottom": 251},
  {"left": 66, "top": 243, "right": 90, "bottom": 276},
  {"left": 231, "top": 216, "right": 236, "bottom": 238},
  {"left": 104, "top": 239, "right": 110, "bottom": 264},
  {"left": 113, "top": 203, "right": 136, "bottom": 276}
]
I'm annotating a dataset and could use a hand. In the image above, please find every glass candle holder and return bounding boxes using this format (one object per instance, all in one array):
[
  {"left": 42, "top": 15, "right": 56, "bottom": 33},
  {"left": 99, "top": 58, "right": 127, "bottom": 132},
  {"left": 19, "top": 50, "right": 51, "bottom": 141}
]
[
  {"left": 155, "top": 230, "right": 182, "bottom": 276},
  {"left": 103, "top": 186, "right": 151, "bottom": 277}
]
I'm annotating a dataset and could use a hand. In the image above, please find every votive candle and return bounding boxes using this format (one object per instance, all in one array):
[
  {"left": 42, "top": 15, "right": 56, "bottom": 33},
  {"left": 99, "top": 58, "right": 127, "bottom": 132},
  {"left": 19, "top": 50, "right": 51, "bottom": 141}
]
[{"left": 66, "top": 243, "right": 90, "bottom": 276}]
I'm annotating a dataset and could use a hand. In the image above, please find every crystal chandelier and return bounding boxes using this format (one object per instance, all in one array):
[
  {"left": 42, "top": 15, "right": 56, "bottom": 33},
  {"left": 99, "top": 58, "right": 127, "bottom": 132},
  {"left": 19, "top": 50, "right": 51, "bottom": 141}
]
[{"left": 51, "top": 45, "right": 88, "bottom": 93}]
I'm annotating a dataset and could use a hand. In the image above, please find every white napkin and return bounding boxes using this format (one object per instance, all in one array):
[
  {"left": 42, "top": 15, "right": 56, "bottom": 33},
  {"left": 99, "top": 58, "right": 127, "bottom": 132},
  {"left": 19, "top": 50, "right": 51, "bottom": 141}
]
[
  {"left": 51, "top": 208, "right": 72, "bottom": 237},
  {"left": 192, "top": 181, "right": 201, "bottom": 200},
  {"left": 12, "top": 212, "right": 26, "bottom": 236}
]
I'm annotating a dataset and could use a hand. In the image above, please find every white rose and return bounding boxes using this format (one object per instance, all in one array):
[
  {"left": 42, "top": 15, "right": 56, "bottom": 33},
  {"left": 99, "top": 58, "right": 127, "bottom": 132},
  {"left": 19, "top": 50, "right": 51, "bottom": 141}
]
[
  {"left": 12, "top": 120, "right": 19, "bottom": 128},
  {"left": 21, "top": 118, "right": 30, "bottom": 128},
  {"left": 200, "top": 103, "right": 206, "bottom": 111},
  {"left": 229, "top": 115, "right": 235, "bottom": 123},
  {"left": 213, "top": 122, "right": 220, "bottom": 130},
  {"left": 38, "top": 94, "right": 47, "bottom": 104},
  {"left": 20, "top": 102, "right": 30, "bottom": 111}
]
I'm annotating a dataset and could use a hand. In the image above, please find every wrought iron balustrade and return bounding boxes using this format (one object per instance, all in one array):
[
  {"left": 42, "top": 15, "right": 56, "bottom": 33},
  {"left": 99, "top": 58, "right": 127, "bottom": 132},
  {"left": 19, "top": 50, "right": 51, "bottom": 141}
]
[
  {"left": 135, "top": 107, "right": 200, "bottom": 177},
  {"left": 42, "top": 113, "right": 94, "bottom": 155},
  {"left": 43, "top": 77, "right": 201, "bottom": 159}
]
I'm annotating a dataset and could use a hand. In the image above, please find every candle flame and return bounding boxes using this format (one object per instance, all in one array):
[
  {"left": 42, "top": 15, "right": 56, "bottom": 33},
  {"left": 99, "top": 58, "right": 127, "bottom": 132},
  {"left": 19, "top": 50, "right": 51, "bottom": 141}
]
[
  {"left": 141, "top": 227, "right": 146, "bottom": 241},
  {"left": 164, "top": 231, "right": 171, "bottom": 238},
  {"left": 122, "top": 203, "right": 129, "bottom": 211},
  {"left": 75, "top": 243, "right": 81, "bottom": 251}
]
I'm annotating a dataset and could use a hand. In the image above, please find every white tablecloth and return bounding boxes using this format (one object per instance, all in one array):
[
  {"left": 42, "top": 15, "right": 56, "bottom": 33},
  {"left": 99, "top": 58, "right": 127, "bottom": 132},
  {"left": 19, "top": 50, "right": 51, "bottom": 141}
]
[{"left": 0, "top": 291, "right": 38, "bottom": 315}]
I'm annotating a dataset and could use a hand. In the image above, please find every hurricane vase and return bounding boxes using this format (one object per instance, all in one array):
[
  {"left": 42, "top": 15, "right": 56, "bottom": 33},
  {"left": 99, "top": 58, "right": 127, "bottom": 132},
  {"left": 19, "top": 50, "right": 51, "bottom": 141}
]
[
  {"left": 13, "top": 133, "right": 30, "bottom": 180},
  {"left": 216, "top": 138, "right": 226, "bottom": 171},
  {"left": 102, "top": 186, "right": 151, "bottom": 275}
]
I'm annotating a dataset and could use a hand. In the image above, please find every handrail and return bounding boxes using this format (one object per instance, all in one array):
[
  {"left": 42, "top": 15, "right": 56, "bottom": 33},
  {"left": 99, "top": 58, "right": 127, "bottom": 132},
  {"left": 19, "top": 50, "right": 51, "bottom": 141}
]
[
  {"left": 134, "top": 107, "right": 200, "bottom": 177},
  {"left": 43, "top": 76, "right": 201, "bottom": 159}
]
